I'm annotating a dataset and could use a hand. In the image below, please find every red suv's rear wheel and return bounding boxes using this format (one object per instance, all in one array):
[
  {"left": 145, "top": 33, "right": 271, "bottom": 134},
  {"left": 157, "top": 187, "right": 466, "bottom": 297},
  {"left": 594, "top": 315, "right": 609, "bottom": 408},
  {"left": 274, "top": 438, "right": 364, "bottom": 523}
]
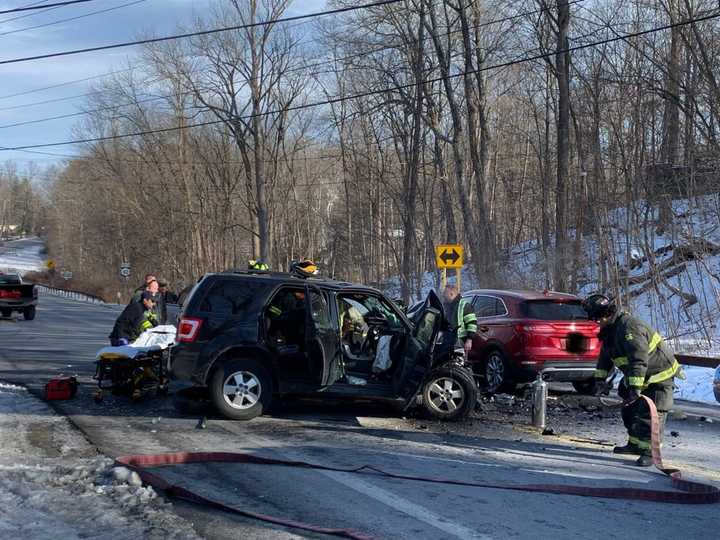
[{"left": 483, "top": 350, "right": 513, "bottom": 394}]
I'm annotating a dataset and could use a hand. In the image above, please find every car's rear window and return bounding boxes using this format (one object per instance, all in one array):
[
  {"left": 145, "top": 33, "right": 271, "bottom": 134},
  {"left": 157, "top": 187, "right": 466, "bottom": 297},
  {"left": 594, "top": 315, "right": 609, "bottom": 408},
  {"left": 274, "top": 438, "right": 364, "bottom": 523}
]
[
  {"left": 522, "top": 300, "right": 588, "bottom": 321},
  {"left": 195, "top": 279, "right": 269, "bottom": 316},
  {"left": 0, "top": 275, "right": 21, "bottom": 285}
]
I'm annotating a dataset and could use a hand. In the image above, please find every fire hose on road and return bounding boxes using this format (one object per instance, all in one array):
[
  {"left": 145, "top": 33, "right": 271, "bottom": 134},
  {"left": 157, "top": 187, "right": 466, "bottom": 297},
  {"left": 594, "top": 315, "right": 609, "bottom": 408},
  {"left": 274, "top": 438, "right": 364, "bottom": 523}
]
[{"left": 115, "top": 395, "right": 718, "bottom": 540}]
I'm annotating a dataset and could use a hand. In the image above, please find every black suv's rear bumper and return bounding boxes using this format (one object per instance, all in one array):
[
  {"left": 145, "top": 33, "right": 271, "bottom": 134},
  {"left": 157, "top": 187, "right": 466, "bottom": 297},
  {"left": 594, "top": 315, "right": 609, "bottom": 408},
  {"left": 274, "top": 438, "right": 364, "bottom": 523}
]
[{"left": 169, "top": 343, "right": 209, "bottom": 385}]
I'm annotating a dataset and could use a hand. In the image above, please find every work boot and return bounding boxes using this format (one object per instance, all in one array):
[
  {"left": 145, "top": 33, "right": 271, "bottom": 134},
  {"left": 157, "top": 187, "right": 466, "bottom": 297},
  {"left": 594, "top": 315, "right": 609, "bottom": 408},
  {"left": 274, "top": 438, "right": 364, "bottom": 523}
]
[
  {"left": 613, "top": 443, "right": 642, "bottom": 455},
  {"left": 635, "top": 454, "right": 653, "bottom": 467}
]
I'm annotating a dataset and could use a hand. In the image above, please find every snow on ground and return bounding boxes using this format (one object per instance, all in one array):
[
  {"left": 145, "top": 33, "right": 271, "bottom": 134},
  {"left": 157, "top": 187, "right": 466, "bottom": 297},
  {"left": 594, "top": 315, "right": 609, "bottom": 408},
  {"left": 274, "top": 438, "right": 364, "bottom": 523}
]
[
  {"left": 0, "top": 382, "right": 199, "bottom": 540},
  {"left": 0, "top": 236, "right": 44, "bottom": 274},
  {"left": 506, "top": 194, "right": 720, "bottom": 348},
  {"left": 674, "top": 366, "right": 720, "bottom": 405}
]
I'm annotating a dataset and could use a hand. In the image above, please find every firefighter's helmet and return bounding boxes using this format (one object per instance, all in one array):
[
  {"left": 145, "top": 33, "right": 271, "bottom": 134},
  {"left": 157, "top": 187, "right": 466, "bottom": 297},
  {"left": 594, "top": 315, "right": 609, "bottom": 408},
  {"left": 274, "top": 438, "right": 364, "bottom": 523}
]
[
  {"left": 248, "top": 260, "right": 269, "bottom": 271},
  {"left": 290, "top": 260, "right": 318, "bottom": 278},
  {"left": 582, "top": 293, "right": 616, "bottom": 321}
]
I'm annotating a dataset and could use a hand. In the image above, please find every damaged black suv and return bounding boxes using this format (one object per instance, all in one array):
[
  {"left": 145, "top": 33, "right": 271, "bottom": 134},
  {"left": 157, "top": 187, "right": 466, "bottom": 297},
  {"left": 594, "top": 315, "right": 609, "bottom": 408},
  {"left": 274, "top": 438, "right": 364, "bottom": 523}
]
[{"left": 170, "top": 270, "right": 477, "bottom": 421}]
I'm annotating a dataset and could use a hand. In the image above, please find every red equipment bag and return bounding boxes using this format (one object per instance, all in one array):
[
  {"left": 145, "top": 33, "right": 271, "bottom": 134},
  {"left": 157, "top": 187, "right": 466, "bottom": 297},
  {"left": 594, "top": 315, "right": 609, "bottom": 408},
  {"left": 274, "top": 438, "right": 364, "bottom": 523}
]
[{"left": 43, "top": 376, "right": 78, "bottom": 401}]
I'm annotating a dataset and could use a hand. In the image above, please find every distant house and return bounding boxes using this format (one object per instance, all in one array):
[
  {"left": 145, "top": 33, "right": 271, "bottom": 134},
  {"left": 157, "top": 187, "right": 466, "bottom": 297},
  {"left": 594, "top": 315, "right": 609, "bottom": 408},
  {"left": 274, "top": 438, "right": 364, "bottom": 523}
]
[{"left": 0, "top": 224, "right": 20, "bottom": 237}]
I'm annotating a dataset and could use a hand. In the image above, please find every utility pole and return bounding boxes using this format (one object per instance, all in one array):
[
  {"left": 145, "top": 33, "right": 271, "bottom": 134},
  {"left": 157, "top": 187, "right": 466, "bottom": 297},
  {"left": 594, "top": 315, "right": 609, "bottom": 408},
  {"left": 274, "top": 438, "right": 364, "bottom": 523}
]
[{"left": 554, "top": 0, "right": 571, "bottom": 292}]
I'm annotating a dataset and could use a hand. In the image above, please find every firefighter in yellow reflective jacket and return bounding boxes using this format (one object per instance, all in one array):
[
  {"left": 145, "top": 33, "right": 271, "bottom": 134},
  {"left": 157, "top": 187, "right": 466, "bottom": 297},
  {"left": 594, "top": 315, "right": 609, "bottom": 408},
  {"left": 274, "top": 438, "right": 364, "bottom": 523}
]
[
  {"left": 583, "top": 294, "right": 682, "bottom": 467},
  {"left": 442, "top": 285, "right": 478, "bottom": 355}
]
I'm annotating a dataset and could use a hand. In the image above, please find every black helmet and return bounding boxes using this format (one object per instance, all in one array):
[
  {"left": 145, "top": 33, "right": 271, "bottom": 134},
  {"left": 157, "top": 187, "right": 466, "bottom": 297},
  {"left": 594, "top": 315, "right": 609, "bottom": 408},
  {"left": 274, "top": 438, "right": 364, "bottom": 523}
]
[{"left": 582, "top": 293, "right": 616, "bottom": 321}]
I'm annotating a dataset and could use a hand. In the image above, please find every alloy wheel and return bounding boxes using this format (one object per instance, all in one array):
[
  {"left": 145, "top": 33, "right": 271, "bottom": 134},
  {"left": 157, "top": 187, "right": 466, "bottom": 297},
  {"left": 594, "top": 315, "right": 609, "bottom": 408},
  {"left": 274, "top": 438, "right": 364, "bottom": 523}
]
[
  {"left": 222, "top": 371, "right": 262, "bottom": 410},
  {"left": 427, "top": 377, "right": 465, "bottom": 413},
  {"left": 485, "top": 353, "right": 505, "bottom": 392}
]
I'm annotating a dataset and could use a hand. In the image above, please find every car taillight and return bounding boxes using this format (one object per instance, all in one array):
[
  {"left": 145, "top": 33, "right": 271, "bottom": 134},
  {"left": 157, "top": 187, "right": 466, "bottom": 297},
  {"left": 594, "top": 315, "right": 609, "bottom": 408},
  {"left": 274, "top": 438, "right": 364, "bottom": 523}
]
[
  {"left": 514, "top": 324, "right": 529, "bottom": 346},
  {"left": 515, "top": 323, "right": 556, "bottom": 348},
  {"left": 176, "top": 317, "right": 203, "bottom": 343}
]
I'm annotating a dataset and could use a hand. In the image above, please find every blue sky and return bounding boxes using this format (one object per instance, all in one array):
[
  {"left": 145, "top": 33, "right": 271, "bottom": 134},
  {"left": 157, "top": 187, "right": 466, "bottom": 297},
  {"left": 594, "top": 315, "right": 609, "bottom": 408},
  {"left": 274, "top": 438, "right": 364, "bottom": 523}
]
[{"left": 0, "top": 0, "right": 327, "bottom": 168}]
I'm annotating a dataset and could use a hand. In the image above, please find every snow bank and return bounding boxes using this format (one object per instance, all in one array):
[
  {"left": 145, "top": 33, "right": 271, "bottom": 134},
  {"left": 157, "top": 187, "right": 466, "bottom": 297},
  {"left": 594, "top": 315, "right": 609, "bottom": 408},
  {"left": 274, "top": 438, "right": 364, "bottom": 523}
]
[
  {"left": 0, "top": 237, "right": 44, "bottom": 275},
  {"left": 0, "top": 383, "right": 199, "bottom": 539},
  {"left": 674, "top": 366, "right": 720, "bottom": 405}
]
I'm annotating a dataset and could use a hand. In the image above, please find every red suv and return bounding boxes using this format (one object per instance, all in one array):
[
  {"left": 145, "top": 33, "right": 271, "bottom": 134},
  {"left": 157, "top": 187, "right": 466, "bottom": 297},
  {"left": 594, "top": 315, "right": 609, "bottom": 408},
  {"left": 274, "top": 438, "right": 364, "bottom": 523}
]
[{"left": 462, "top": 290, "right": 600, "bottom": 394}]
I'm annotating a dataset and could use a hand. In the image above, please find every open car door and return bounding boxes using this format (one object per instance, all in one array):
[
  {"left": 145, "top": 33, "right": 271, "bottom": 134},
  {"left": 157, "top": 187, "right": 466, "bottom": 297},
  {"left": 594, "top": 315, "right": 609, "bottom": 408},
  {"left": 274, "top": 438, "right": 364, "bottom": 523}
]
[
  {"left": 304, "top": 285, "right": 343, "bottom": 386},
  {"left": 393, "top": 290, "right": 444, "bottom": 406}
]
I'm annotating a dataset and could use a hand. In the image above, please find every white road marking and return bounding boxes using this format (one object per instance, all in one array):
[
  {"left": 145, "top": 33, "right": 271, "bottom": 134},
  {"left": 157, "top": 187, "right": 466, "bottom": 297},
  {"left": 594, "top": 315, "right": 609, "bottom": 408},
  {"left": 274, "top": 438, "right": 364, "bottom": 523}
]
[
  {"left": 232, "top": 429, "right": 493, "bottom": 540},
  {"left": 356, "top": 448, "right": 504, "bottom": 469}
]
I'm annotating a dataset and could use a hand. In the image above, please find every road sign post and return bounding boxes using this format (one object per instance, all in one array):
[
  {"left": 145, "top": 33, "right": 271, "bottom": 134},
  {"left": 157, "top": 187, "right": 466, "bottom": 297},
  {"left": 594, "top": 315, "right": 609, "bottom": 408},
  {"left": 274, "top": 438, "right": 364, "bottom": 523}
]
[
  {"left": 435, "top": 244, "right": 464, "bottom": 291},
  {"left": 119, "top": 262, "right": 131, "bottom": 302}
]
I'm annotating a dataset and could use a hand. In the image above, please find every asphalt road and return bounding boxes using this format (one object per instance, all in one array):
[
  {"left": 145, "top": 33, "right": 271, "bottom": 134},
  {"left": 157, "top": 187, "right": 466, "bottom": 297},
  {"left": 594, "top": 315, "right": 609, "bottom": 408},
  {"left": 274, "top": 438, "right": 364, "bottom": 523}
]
[{"left": 0, "top": 241, "right": 718, "bottom": 539}]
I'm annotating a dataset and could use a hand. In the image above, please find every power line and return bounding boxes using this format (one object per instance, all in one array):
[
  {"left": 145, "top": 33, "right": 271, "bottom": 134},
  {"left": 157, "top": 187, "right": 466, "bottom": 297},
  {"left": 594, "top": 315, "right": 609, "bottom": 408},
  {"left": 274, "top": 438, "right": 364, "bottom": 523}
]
[
  {"left": 0, "top": 71, "right": 127, "bottom": 101},
  {"left": 0, "top": 62, "right": 428, "bottom": 129},
  {"left": 0, "top": 0, "right": 403, "bottom": 66},
  {"left": 0, "top": 90, "right": 97, "bottom": 111},
  {"left": 5, "top": 0, "right": 574, "bottom": 104},
  {"left": 0, "top": 0, "right": 146, "bottom": 38},
  {"left": 0, "top": 0, "right": 75, "bottom": 26},
  {"left": 0, "top": 0, "right": 94, "bottom": 16},
  {"left": 4, "top": 9, "right": 720, "bottom": 154},
  {"left": 0, "top": 0, "right": 577, "bottom": 121}
]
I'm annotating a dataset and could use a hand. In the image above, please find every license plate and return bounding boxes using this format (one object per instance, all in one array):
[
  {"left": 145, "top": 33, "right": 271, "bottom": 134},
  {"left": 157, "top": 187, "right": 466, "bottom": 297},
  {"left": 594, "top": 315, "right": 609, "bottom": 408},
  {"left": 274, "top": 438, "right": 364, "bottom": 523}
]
[{"left": 565, "top": 334, "right": 588, "bottom": 353}]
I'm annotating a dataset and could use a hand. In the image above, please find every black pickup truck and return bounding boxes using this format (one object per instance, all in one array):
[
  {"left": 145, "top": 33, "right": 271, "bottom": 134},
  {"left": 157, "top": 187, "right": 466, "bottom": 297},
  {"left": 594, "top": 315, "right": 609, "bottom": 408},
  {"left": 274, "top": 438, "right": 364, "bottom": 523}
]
[{"left": 0, "top": 273, "right": 37, "bottom": 320}]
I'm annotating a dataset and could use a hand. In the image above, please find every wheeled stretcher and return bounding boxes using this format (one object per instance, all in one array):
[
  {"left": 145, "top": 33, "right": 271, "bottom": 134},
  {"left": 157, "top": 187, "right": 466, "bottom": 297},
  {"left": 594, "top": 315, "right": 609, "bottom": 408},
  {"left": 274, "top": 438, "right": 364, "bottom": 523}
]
[{"left": 93, "top": 326, "right": 175, "bottom": 401}]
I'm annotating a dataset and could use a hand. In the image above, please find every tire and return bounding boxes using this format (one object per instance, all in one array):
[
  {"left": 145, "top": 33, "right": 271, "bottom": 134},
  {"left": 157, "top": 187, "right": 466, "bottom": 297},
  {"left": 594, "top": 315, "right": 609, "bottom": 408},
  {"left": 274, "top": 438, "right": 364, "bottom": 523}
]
[
  {"left": 421, "top": 367, "right": 477, "bottom": 421},
  {"left": 483, "top": 350, "right": 513, "bottom": 394},
  {"left": 572, "top": 379, "right": 596, "bottom": 395},
  {"left": 209, "top": 358, "right": 273, "bottom": 421},
  {"left": 173, "top": 386, "right": 212, "bottom": 415},
  {"left": 0, "top": 309, "right": 10, "bottom": 318},
  {"left": 23, "top": 306, "right": 36, "bottom": 321}
]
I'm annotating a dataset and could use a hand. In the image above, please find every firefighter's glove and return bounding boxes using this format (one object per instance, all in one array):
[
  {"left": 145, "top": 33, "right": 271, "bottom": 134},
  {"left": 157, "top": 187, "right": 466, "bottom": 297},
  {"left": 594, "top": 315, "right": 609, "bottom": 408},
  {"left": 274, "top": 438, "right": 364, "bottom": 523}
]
[
  {"left": 594, "top": 380, "right": 610, "bottom": 396},
  {"left": 624, "top": 387, "right": 641, "bottom": 405},
  {"left": 463, "top": 339, "right": 473, "bottom": 354}
]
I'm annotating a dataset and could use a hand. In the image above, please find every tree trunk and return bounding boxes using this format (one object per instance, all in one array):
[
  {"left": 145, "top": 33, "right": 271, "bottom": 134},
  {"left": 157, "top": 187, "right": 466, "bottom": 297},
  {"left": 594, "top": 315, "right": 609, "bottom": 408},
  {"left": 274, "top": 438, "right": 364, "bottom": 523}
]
[{"left": 554, "top": 0, "right": 571, "bottom": 292}]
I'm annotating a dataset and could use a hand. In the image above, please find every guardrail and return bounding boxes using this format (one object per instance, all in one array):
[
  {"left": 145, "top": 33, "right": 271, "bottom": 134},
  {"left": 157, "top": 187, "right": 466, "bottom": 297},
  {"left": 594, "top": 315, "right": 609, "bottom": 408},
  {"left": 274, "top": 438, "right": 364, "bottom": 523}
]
[
  {"left": 37, "top": 285, "right": 106, "bottom": 305},
  {"left": 676, "top": 354, "right": 720, "bottom": 369}
]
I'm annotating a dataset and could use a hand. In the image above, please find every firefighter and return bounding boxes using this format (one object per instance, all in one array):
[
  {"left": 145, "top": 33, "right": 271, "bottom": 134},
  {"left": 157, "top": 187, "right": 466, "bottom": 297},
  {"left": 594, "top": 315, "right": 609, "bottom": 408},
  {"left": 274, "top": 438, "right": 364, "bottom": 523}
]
[
  {"left": 266, "top": 290, "right": 306, "bottom": 345},
  {"left": 339, "top": 298, "right": 367, "bottom": 354},
  {"left": 248, "top": 260, "right": 269, "bottom": 271},
  {"left": 442, "top": 285, "right": 478, "bottom": 356},
  {"left": 130, "top": 273, "right": 158, "bottom": 303},
  {"left": 583, "top": 294, "right": 682, "bottom": 467},
  {"left": 109, "top": 291, "right": 159, "bottom": 346}
]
